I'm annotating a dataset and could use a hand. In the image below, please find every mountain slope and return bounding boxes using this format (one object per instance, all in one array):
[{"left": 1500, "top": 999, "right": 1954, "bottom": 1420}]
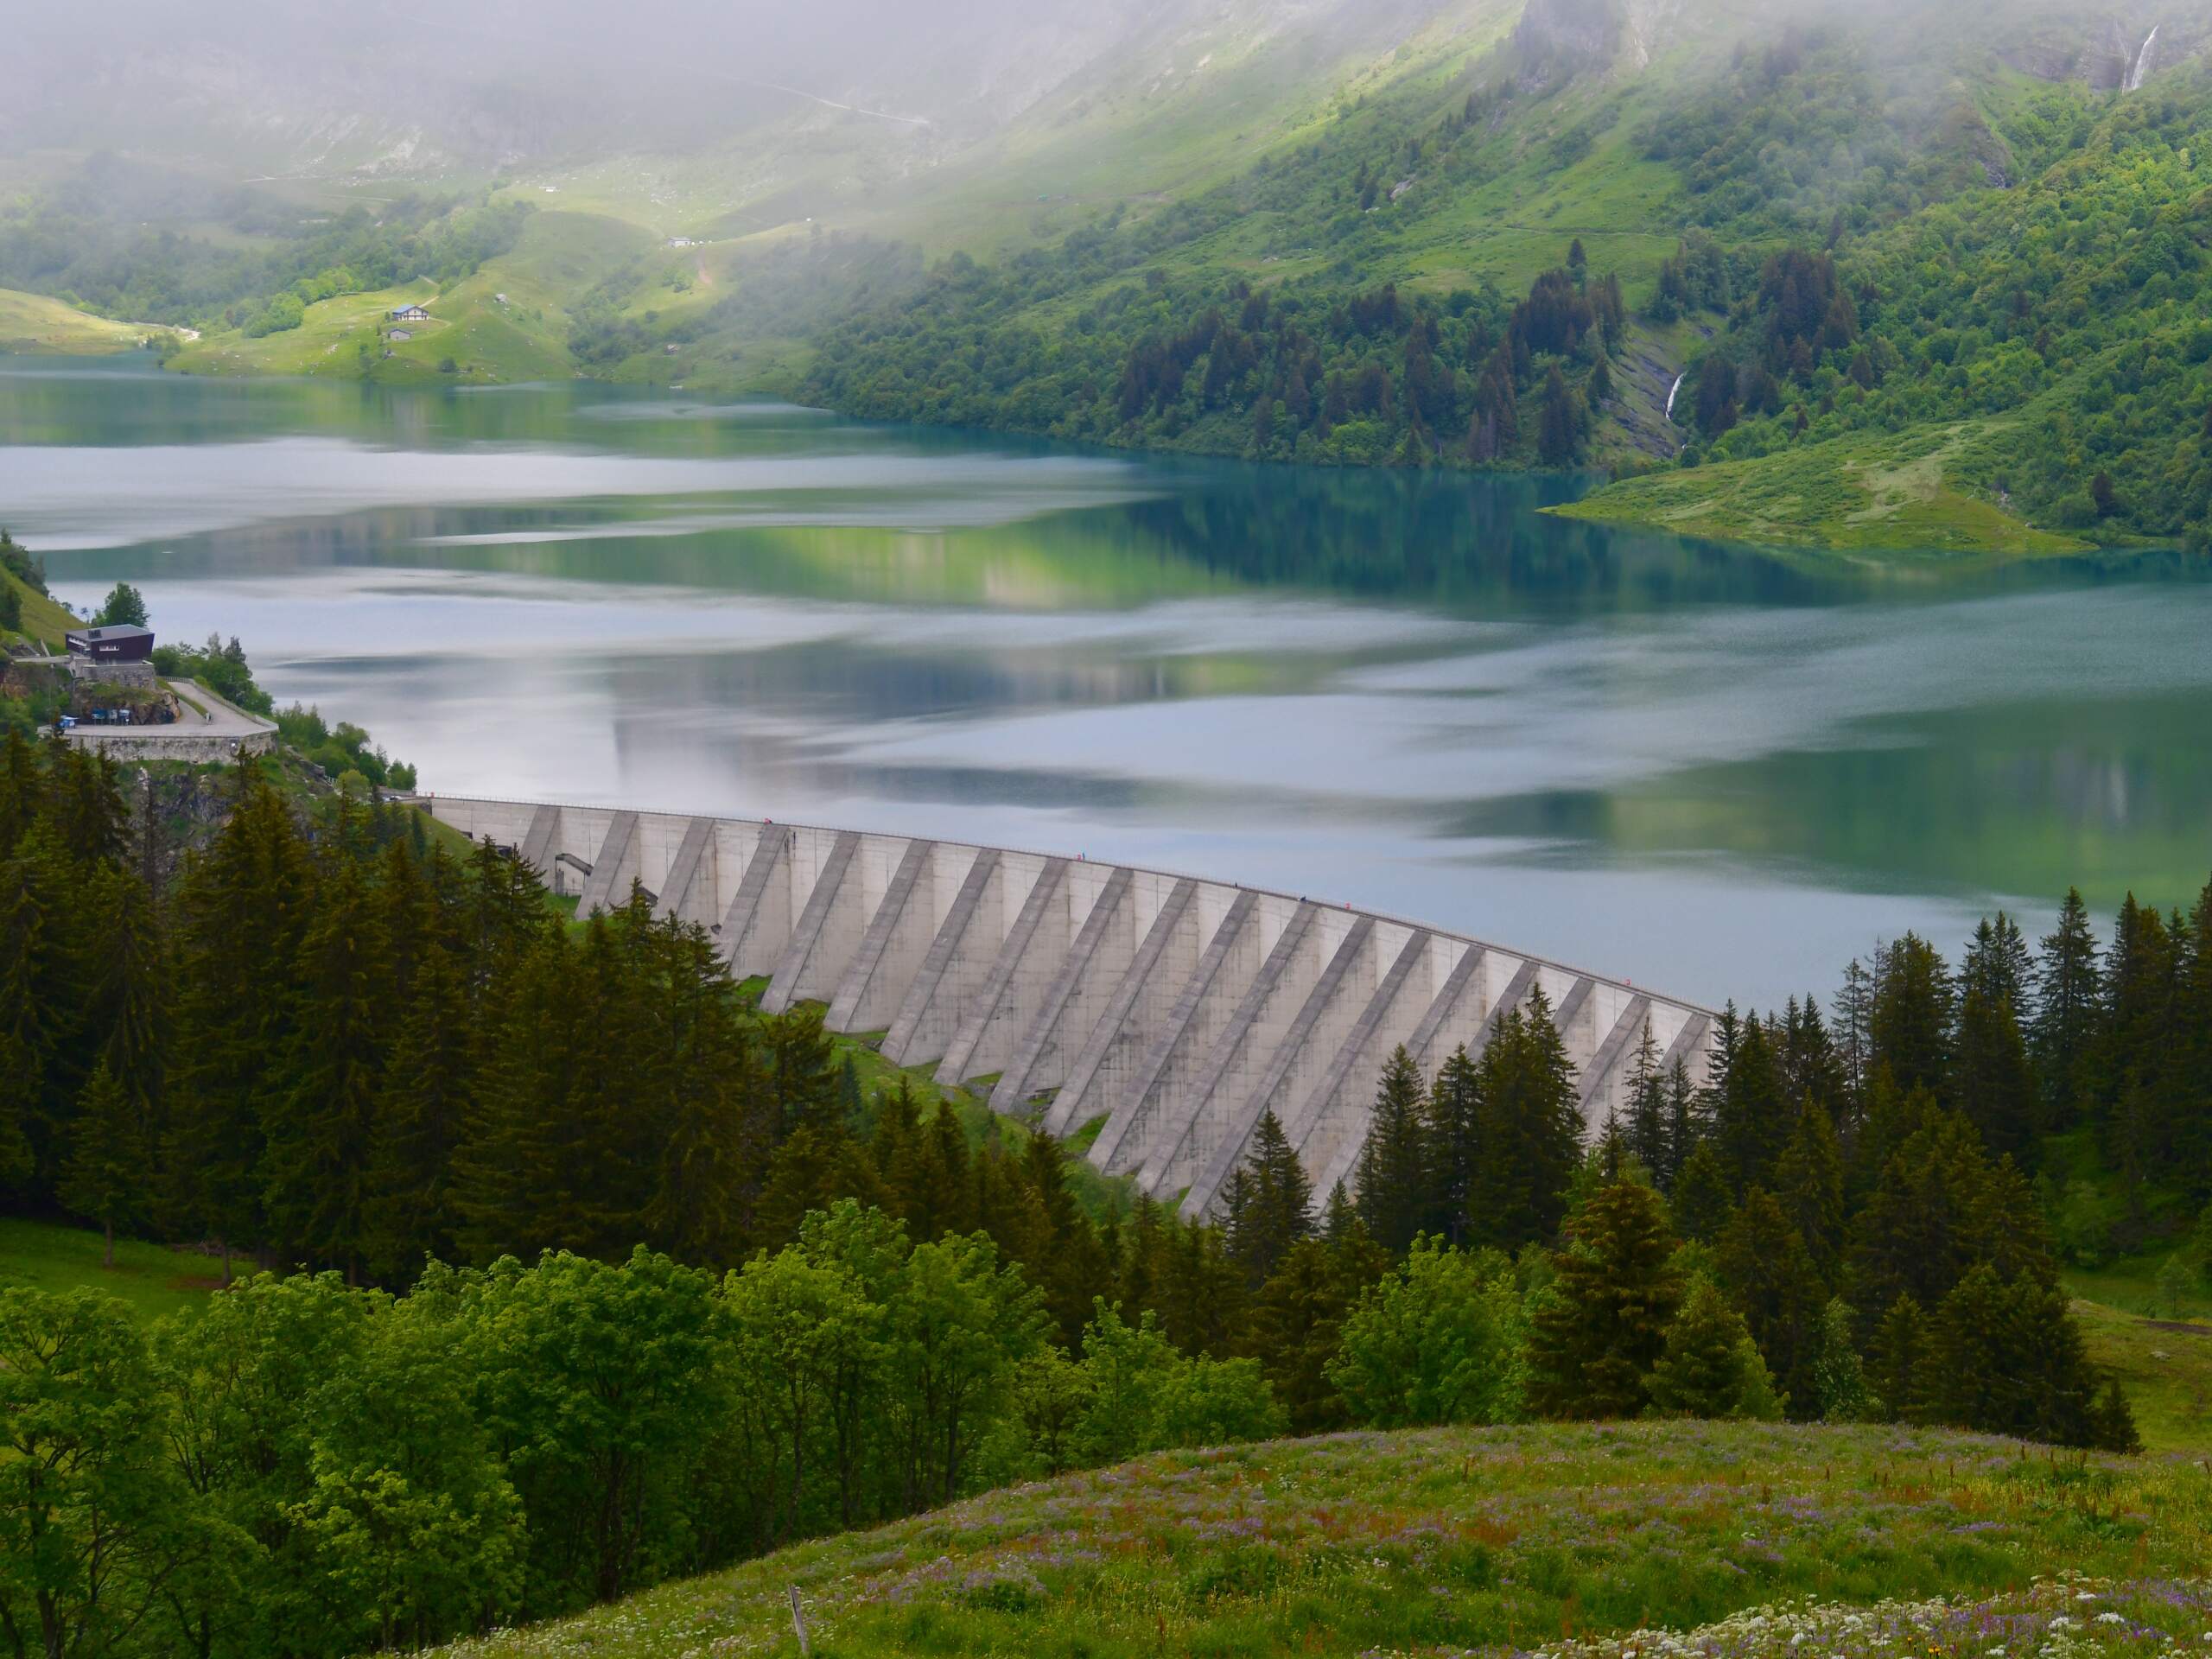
[{"left": 6, "top": 0, "right": 2209, "bottom": 551}]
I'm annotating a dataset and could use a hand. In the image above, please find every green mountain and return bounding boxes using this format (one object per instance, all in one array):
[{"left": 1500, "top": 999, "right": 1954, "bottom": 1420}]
[{"left": 3, "top": 0, "right": 2208, "bottom": 551}]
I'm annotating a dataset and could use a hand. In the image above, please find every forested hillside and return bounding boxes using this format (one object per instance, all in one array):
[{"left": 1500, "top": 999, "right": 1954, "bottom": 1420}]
[
  {"left": 791, "top": 9, "right": 2212, "bottom": 548},
  {"left": 9, "top": 734, "right": 2212, "bottom": 1650},
  {"left": 5, "top": 0, "right": 2208, "bottom": 548}
]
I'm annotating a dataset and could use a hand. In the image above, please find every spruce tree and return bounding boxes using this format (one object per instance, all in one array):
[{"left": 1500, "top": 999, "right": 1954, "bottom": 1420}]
[
  {"left": 1870, "top": 1293, "right": 1933, "bottom": 1423},
  {"left": 1772, "top": 1103, "right": 1846, "bottom": 1279},
  {"left": 1848, "top": 1104, "right": 1994, "bottom": 1318},
  {"left": 1244, "top": 1236, "right": 1363, "bottom": 1433},
  {"left": 1022, "top": 1128, "right": 1112, "bottom": 1350},
  {"left": 1647, "top": 1275, "right": 1781, "bottom": 1421},
  {"left": 0, "top": 728, "right": 37, "bottom": 860},
  {"left": 1224, "top": 1109, "right": 1314, "bottom": 1284},
  {"left": 1424, "top": 1044, "right": 1483, "bottom": 1243},
  {"left": 1715, "top": 1187, "right": 1825, "bottom": 1414},
  {"left": 1952, "top": 987, "right": 2037, "bottom": 1161},
  {"left": 1670, "top": 1140, "right": 1735, "bottom": 1243},
  {"left": 0, "top": 855, "right": 56, "bottom": 1188},
  {"left": 1526, "top": 1180, "right": 1682, "bottom": 1419},
  {"left": 1468, "top": 991, "right": 1583, "bottom": 1249},
  {"left": 1713, "top": 1016, "right": 1790, "bottom": 1192},
  {"left": 1661, "top": 1055, "right": 1700, "bottom": 1185},
  {"left": 1622, "top": 1021, "right": 1669, "bottom": 1182},
  {"left": 360, "top": 942, "right": 474, "bottom": 1282},
  {"left": 763, "top": 1006, "right": 841, "bottom": 1139},
  {"left": 59, "top": 1059, "right": 148, "bottom": 1266},
  {"left": 1961, "top": 912, "right": 2036, "bottom": 1025},
  {"left": 260, "top": 855, "right": 388, "bottom": 1277},
  {"left": 1354, "top": 1046, "right": 1432, "bottom": 1253},
  {"left": 1831, "top": 957, "right": 1873, "bottom": 1110},
  {"left": 1777, "top": 996, "right": 1846, "bottom": 1116},
  {"left": 2033, "top": 888, "right": 2102, "bottom": 1130},
  {"left": 1870, "top": 932, "right": 1955, "bottom": 1099}
]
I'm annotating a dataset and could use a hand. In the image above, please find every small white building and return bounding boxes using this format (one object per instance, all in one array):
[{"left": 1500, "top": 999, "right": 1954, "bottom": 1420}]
[{"left": 388, "top": 303, "right": 430, "bottom": 322}]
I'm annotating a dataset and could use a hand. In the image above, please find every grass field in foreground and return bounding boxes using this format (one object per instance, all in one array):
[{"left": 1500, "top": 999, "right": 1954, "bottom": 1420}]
[{"left": 433, "top": 1420, "right": 2212, "bottom": 1659}]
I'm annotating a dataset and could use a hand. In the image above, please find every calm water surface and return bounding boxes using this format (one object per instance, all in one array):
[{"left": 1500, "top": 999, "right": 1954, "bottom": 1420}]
[{"left": 7, "top": 356, "right": 2209, "bottom": 1008}]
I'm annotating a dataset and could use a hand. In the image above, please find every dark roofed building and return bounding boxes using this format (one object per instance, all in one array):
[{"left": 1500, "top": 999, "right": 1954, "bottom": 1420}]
[
  {"left": 389, "top": 303, "right": 430, "bottom": 321},
  {"left": 64, "top": 623, "right": 155, "bottom": 663}
]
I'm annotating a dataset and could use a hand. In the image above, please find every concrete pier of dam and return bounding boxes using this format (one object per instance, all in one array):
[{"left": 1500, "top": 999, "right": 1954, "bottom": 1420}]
[{"left": 416, "top": 796, "right": 1717, "bottom": 1219}]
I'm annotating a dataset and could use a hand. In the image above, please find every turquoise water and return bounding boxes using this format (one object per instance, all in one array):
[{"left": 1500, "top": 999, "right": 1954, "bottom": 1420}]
[{"left": 6, "top": 355, "right": 2208, "bottom": 1007}]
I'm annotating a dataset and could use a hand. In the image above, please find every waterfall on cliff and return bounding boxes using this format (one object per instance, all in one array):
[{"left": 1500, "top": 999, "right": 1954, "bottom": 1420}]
[
  {"left": 1664, "top": 372, "right": 1685, "bottom": 421},
  {"left": 2126, "top": 25, "right": 2159, "bottom": 92}
]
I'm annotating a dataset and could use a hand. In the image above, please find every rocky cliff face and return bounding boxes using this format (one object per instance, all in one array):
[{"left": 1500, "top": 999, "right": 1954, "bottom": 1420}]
[
  {"left": 1993, "top": 10, "right": 2197, "bottom": 87},
  {"left": 1512, "top": 0, "right": 1624, "bottom": 67}
]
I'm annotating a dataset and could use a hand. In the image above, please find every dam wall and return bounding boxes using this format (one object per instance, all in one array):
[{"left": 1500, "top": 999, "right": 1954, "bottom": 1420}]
[{"left": 416, "top": 795, "right": 1715, "bottom": 1219}]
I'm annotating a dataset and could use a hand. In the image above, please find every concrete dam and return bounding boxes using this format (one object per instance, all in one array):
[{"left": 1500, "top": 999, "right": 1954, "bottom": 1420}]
[{"left": 417, "top": 797, "right": 1717, "bottom": 1220}]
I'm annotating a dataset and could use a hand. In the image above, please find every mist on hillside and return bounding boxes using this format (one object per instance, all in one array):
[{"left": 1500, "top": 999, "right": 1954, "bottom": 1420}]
[{"left": 0, "top": 0, "right": 2188, "bottom": 210}]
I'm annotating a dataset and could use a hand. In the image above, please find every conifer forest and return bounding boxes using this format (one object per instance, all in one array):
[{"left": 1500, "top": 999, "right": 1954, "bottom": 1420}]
[{"left": 0, "top": 734, "right": 2190, "bottom": 1654}]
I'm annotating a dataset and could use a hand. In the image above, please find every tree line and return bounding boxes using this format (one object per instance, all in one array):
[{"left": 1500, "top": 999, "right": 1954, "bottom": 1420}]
[{"left": 1, "top": 736, "right": 2190, "bottom": 1655}]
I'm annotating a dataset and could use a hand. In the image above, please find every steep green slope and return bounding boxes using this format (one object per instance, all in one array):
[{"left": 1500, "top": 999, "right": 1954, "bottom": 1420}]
[
  {"left": 169, "top": 212, "right": 651, "bottom": 382},
  {"left": 659, "top": 3, "right": 2194, "bottom": 553},
  {"left": 434, "top": 1421, "right": 2212, "bottom": 1658},
  {"left": 0, "top": 286, "right": 168, "bottom": 353}
]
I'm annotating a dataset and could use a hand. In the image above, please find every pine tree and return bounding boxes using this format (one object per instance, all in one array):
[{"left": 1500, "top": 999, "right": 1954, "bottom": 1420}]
[
  {"left": 1468, "top": 991, "right": 1583, "bottom": 1249},
  {"left": 1526, "top": 1180, "right": 1682, "bottom": 1419},
  {"left": 59, "top": 1059, "right": 148, "bottom": 1266},
  {"left": 360, "top": 941, "right": 474, "bottom": 1283},
  {"left": 1424, "top": 1044, "right": 1483, "bottom": 1243},
  {"left": 1849, "top": 1104, "right": 1994, "bottom": 1318},
  {"left": 1670, "top": 1140, "right": 1735, "bottom": 1243},
  {"left": 1870, "top": 932, "right": 1954, "bottom": 1099},
  {"left": 2033, "top": 888, "right": 2102, "bottom": 1131},
  {"left": 1021, "top": 1128, "right": 1112, "bottom": 1350},
  {"left": 1224, "top": 1109, "right": 1314, "bottom": 1284},
  {"left": 1952, "top": 987, "right": 2037, "bottom": 1161},
  {"left": 1244, "top": 1236, "right": 1364, "bottom": 1433},
  {"left": 1715, "top": 1188, "right": 1825, "bottom": 1414},
  {"left": 1647, "top": 1275, "right": 1781, "bottom": 1421},
  {"left": 1777, "top": 996, "right": 1846, "bottom": 1116},
  {"left": 1662, "top": 1054, "right": 1700, "bottom": 1186},
  {"left": 1870, "top": 1294, "right": 1933, "bottom": 1423},
  {"left": 763, "top": 1006, "right": 841, "bottom": 1138},
  {"left": 1771, "top": 1103, "right": 1846, "bottom": 1279},
  {"left": 1961, "top": 912, "right": 2036, "bottom": 1025},
  {"left": 1622, "top": 1021, "right": 1669, "bottom": 1182},
  {"left": 162, "top": 770, "right": 315, "bottom": 1275},
  {"left": 260, "top": 854, "right": 388, "bottom": 1277},
  {"left": 1831, "top": 957, "right": 1873, "bottom": 1115},
  {"left": 1713, "top": 1016, "right": 1790, "bottom": 1192},
  {"left": 1354, "top": 1046, "right": 1432, "bottom": 1253}
]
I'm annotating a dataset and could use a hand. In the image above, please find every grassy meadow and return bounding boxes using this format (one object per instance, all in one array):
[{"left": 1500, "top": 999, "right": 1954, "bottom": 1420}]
[
  {"left": 1, "top": 563, "right": 77, "bottom": 649},
  {"left": 1549, "top": 424, "right": 2094, "bottom": 556},
  {"left": 169, "top": 212, "right": 651, "bottom": 385},
  {"left": 428, "top": 1420, "right": 2212, "bottom": 1658},
  {"left": 0, "top": 286, "right": 164, "bottom": 354},
  {"left": 0, "top": 1217, "right": 227, "bottom": 1321}
]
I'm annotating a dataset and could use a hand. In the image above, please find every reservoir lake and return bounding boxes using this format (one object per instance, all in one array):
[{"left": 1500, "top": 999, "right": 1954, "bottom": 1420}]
[{"left": 6, "top": 355, "right": 2209, "bottom": 1009}]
